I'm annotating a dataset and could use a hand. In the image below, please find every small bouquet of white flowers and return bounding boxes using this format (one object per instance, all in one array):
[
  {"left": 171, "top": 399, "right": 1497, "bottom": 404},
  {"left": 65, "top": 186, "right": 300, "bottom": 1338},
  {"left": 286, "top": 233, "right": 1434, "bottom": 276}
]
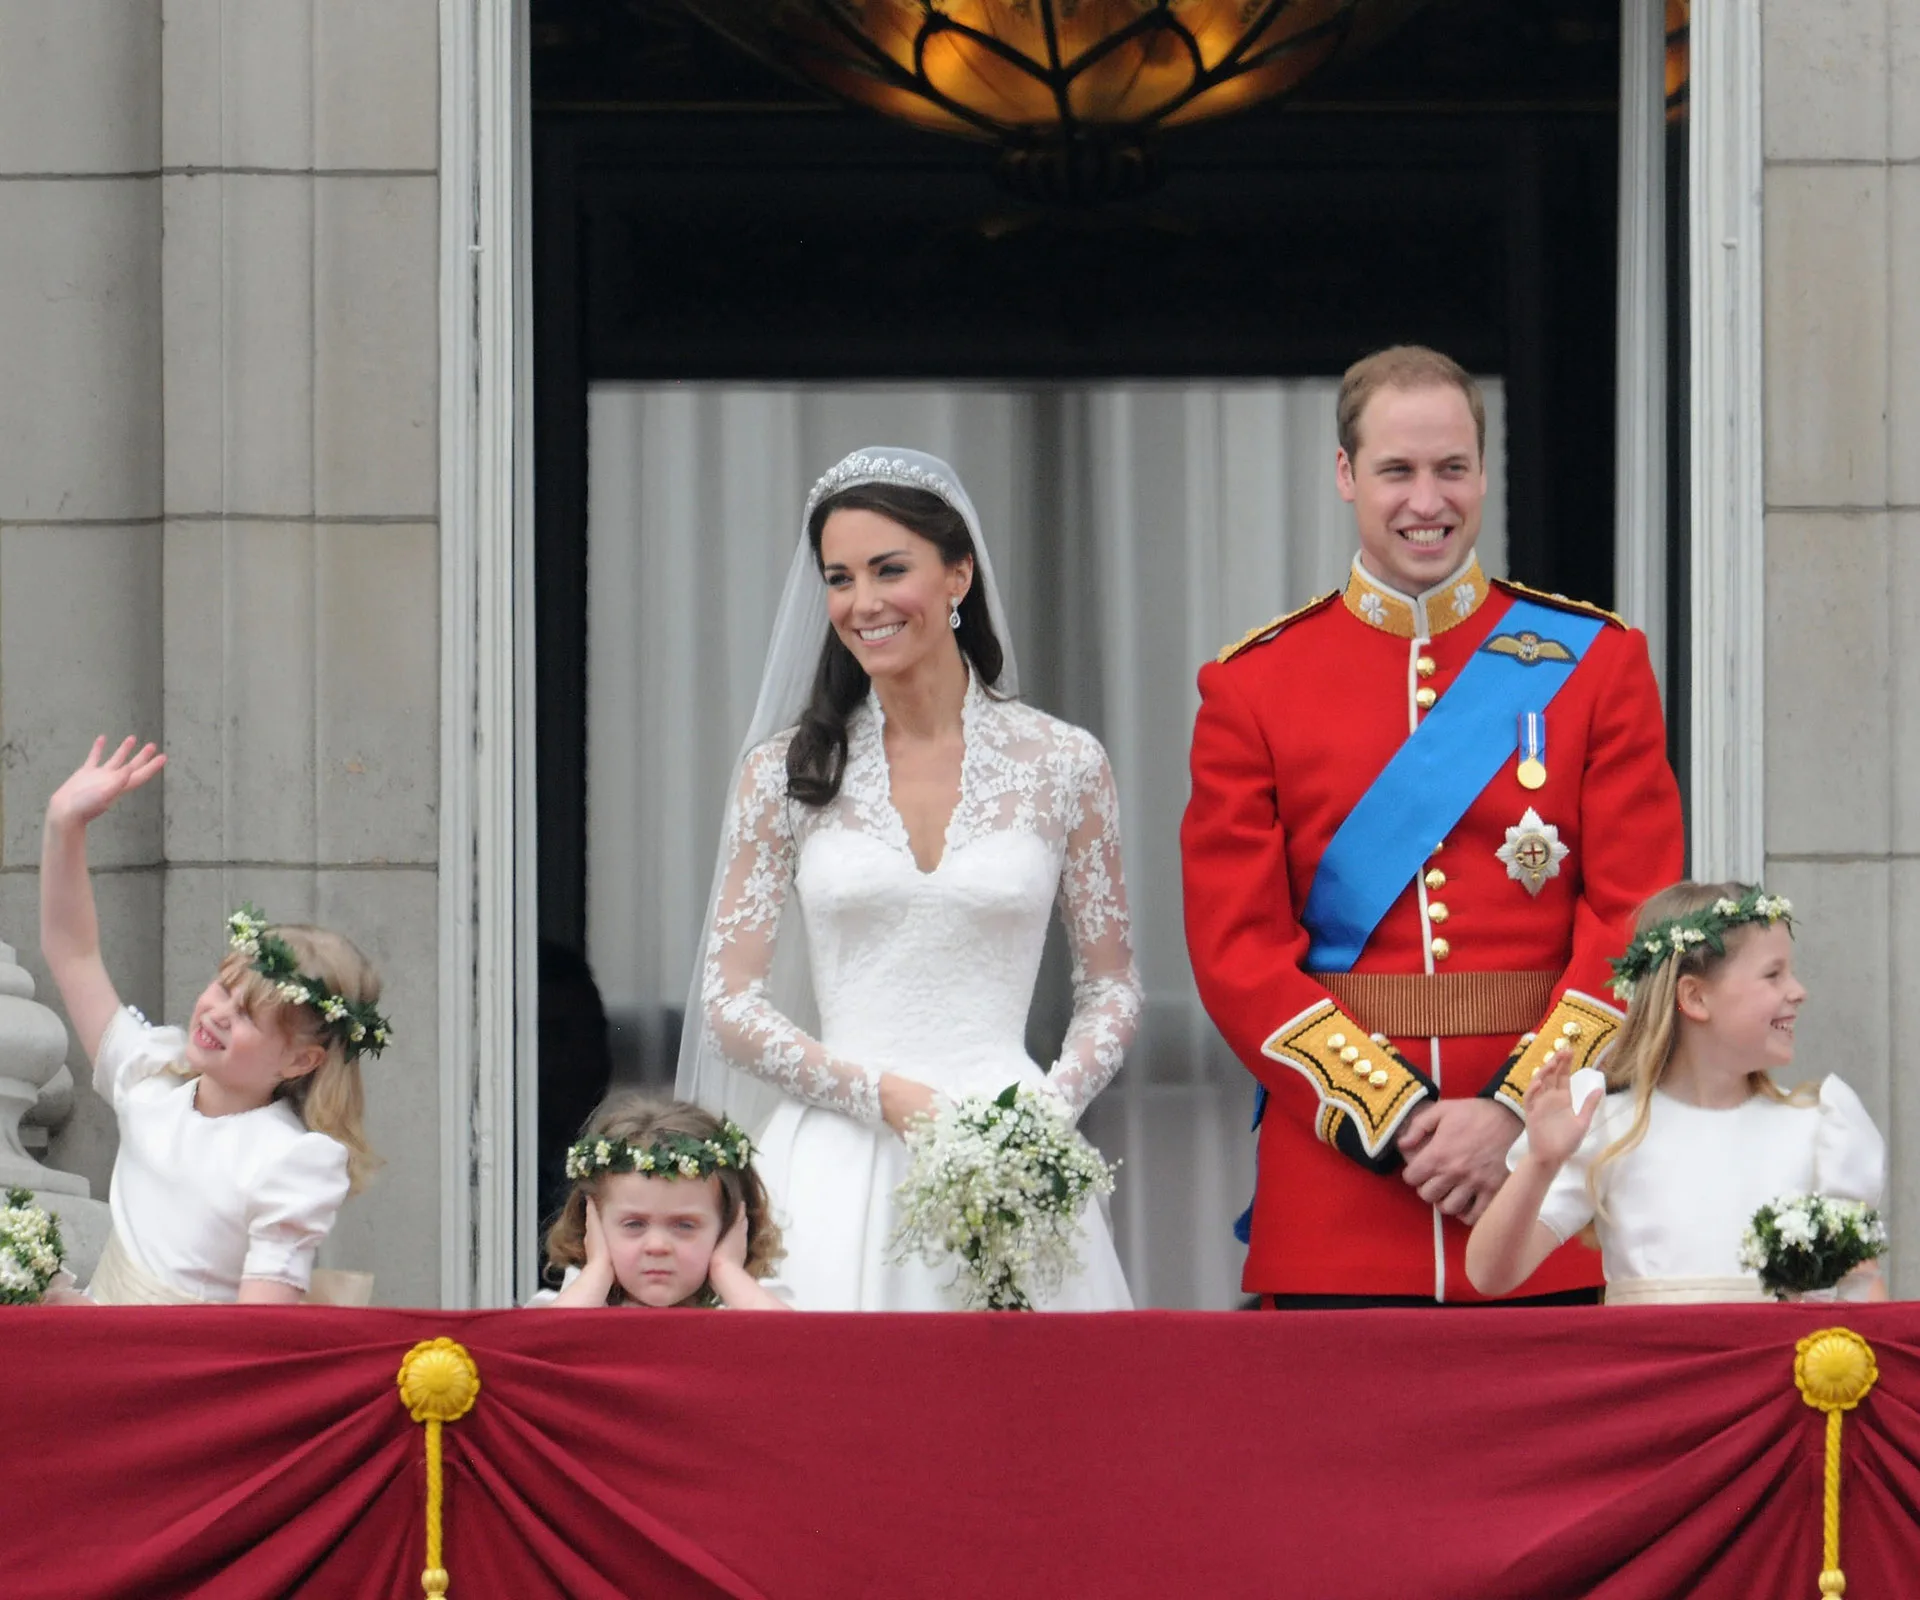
[
  {"left": 1737, "top": 1192, "right": 1887, "bottom": 1301},
  {"left": 889, "top": 1083, "right": 1117, "bottom": 1311},
  {"left": 0, "top": 1187, "right": 66, "bottom": 1305}
]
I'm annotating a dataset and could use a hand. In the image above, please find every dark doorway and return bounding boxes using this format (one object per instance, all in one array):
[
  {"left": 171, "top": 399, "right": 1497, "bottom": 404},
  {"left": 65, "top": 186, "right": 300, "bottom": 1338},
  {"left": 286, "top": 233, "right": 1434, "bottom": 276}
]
[{"left": 532, "top": 0, "right": 1628, "bottom": 973}]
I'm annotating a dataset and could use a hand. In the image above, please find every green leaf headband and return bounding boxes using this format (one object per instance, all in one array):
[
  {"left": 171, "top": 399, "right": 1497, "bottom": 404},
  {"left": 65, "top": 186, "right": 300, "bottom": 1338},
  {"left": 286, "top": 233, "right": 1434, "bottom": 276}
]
[
  {"left": 565, "top": 1121, "right": 755, "bottom": 1183},
  {"left": 226, "top": 905, "right": 392, "bottom": 1062},
  {"left": 1608, "top": 887, "right": 1793, "bottom": 1003}
]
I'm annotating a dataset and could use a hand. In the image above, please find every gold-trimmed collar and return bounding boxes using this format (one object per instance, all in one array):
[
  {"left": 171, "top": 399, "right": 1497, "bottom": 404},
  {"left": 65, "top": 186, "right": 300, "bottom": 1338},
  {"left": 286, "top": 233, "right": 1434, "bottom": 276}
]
[{"left": 1342, "top": 555, "right": 1490, "bottom": 640}]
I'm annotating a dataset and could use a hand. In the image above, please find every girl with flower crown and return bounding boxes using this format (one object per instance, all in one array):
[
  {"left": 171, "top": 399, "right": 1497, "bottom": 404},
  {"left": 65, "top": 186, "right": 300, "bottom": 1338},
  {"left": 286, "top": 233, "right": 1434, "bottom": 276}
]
[
  {"left": 1466, "top": 881, "right": 1887, "bottom": 1305},
  {"left": 528, "top": 1094, "right": 790, "bottom": 1309},
  {"left": 38, "top": 737, "right": 390, "bottom": 1305}
]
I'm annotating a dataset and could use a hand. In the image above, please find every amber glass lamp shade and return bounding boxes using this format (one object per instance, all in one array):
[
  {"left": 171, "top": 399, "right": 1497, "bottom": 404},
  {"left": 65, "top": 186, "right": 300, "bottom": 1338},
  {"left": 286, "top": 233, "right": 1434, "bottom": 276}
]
[{"left": 696, "top": 0, "right": 1362, "bottom": 200}]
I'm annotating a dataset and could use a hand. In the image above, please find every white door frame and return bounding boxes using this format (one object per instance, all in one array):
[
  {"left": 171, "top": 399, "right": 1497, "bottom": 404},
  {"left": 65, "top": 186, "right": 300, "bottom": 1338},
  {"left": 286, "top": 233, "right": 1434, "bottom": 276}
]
[
  {"left": 439, "top": 0, "right": 538, "bottom": 1309},
  {"left": 436, "top": 0, "right": 1767, "bottom": 1303},
  {"left": 1686, "top": 0, "right": 1766, "bottom": 883}
]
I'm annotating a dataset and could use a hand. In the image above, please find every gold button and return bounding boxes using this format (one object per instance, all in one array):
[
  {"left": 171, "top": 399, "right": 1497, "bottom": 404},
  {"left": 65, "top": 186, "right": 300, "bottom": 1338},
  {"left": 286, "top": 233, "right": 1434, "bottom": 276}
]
[
  {"left": 1370, "top": 1032, "right": 1389, "bottom": 1046},
  {"left": 1368, "top": 1069, "right": 1390, "bottom": 1088},
  {"left": 1424, "top": 868, "right": 1446, "bottom": 891},
  {"left": 1339, "top": 1045, "right": 1359, "bottom": 1063},
  {"left": 1416, "top": 655, "right": 1437, "bottom": 679},
  {"left": 1430, "top": 937, "right": 1451, "bottom": 960},
  {"left": 1427, "top": 902, "right": 1449, "bottom": 924},
  {"left": 1562, "top": 1021, "right": 1582, "bottom": 1038},
  {"left": 1415, "top": 687, "right": 1438, "bottom": 710},
  {"left": 1353, "top": 1058, "right": 1372, "bottom": 1077},
  {"left": 1520, "top": 1032, "right": 1538, "bottom": 1046},
  {"left": 1327, "top": 1032, "right": 1346, "bottom": 1050},
  {"left": 1431, "top": 840, "right": 1445, "bottom": 856}
]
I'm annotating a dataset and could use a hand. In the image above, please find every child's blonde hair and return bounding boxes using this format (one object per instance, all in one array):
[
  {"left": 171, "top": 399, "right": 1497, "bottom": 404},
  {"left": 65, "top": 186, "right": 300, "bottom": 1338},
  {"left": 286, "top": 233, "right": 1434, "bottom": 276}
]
[
  {"left": 1589, "top": 881, "right": 1802, "bottom": 1208},
  {"left": 544, "top": 1093, "right": 784, "bottom": 1305},
  {"left": 214, "top": 924, "right": 383, "bottom": 1192}
]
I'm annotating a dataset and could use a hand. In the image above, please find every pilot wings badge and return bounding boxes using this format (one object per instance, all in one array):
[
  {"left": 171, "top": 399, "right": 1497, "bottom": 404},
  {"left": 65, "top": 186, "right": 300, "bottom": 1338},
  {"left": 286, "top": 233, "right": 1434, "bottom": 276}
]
[
  {"left": 1497, "top": 807, "right": 1569, "bottom": 897},
  {"left": 1482, "top": 629, "right": 1574, "bottom": 666}
]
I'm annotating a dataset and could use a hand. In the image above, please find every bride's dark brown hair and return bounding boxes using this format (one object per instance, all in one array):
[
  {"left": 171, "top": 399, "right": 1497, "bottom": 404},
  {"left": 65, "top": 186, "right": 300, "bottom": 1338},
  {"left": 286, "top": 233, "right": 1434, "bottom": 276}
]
[{"left": 785, "top": 483, "right": 1006, "bottom": 808}]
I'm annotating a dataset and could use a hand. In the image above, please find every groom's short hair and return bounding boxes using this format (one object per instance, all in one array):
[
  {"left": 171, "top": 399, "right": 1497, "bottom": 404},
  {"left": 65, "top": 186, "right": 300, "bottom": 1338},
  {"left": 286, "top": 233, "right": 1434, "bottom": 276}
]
[{"left": 1337, "top": 345, "right": 1486, "bottom": 464}]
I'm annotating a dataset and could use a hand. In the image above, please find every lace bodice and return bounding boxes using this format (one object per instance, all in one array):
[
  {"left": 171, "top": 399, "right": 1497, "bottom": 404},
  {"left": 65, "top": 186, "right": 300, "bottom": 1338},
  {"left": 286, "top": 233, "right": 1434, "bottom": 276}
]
[{"left": 702, "top": 680, "right": 1141, "bottom": 1126}]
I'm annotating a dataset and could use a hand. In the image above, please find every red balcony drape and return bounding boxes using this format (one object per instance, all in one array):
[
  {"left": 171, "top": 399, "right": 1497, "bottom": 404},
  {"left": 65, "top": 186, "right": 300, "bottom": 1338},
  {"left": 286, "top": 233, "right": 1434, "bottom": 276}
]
[{"left": 6, "top": 1303, "right": 1919, "bottom": 1599}]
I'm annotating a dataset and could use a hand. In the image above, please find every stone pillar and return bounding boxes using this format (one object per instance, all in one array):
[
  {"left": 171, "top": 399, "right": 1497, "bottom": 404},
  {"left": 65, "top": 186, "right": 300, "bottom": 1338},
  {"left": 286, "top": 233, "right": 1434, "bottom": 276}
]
[
  {"left": 1, "top": 2, "right": 444, "bottom": 1305},
  {"left": 1761, "top": 0, "right": 1920, "bottom": 1291},
  {"left": 0, "top": 2, "right": 168, "bottom": 1199},
  {"left": 157, "top": 0, "right": 444, "bottom": 1304}
]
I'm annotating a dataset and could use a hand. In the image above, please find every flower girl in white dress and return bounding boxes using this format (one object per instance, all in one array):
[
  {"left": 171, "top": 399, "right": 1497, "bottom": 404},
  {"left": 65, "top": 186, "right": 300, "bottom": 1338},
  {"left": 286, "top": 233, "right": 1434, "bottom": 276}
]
[
  {"left": 1467, "top": 881, "right": 1887, "bottom": 1305},
  {"left": 527, "top": 1095, "right": 789, "bottom": 1310},
  {"left": 41, "top": 737, "right": 389, "bottom": 1305},
  {"left": 680, "top": 447, "right": 1141, "bottom": 1311}
]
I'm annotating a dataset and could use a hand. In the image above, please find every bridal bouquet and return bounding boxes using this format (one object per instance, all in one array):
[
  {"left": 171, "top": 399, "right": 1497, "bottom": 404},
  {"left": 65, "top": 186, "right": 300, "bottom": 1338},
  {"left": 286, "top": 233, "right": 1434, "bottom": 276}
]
[
  {"left": 0, "top": 1187, "right": 66, "bottom": 1305},
  {"left": 889, "top": 1084, "right": 1117, "bottom": 1311},
  {"left": 1737, "top": 1193, "right": 1887, "bottom": 1301}
]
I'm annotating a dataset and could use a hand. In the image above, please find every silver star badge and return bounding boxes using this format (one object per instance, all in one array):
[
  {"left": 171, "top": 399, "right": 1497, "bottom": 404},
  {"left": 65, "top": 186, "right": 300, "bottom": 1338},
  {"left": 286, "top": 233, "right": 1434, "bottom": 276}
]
[{"left": 1497, "top": 807, "right": 1569, "bottom": 897}]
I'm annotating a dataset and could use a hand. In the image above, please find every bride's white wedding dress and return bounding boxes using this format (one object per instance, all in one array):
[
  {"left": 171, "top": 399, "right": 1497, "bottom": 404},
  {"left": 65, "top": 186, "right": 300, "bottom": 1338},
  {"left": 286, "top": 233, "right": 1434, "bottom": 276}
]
[{"left": 702, "top": 674, "right": 1140, "bottom": 1310}]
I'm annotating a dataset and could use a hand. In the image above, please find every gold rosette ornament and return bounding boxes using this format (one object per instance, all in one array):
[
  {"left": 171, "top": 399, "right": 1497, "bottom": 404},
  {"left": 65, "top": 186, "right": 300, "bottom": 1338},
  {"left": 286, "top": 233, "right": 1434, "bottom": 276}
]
[
  {"left": 397, "top": 1338, "right": 482, "bottom": 1599},
  {"left": 1793, "top": 1327, "right": 1879, "bottom": 1598}
]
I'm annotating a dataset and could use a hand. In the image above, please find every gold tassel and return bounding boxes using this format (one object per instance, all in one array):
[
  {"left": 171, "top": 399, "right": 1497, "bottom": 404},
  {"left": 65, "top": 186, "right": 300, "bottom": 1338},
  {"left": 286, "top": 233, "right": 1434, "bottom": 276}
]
[
  {"left": 397, "top": 1338, "right": 483, "bottom": 1599},
  {"left": 1793, "top": 1327, "right": 1879, "bottom": 1598}
]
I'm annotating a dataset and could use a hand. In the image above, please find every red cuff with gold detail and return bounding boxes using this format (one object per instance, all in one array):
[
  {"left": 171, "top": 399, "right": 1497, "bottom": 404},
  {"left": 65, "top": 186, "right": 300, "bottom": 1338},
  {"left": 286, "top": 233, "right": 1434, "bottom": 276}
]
[
  {"left": 1483, "top": 989, "right": 1626, "bottom": 1113},
  {"left": 1262, "top": 1001, "right": 1435, "bottom": 1173}
]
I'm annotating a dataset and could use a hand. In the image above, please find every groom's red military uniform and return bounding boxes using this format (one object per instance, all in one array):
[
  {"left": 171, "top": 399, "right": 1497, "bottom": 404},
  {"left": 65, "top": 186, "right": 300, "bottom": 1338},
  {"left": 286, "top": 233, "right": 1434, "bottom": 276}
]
[{"left": 1182, "top": 557, "right": 1684, "bottom": 1300}]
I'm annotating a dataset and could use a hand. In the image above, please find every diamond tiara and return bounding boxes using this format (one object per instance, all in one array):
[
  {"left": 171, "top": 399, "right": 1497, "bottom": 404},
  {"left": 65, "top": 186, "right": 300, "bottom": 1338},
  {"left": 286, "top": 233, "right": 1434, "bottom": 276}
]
[{"left": 803, "top": 452, "right": 963, "bottom": 522}]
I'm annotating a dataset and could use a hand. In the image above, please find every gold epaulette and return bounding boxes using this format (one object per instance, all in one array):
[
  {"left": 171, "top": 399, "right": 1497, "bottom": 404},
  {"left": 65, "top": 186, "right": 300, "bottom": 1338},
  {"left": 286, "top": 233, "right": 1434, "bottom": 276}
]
[
  {"left": 1491, "top": 577, "right": 1627, "bottom": 630},
  {"left": 1214, "top": 591, "right": 1338, "bottom": 663}
]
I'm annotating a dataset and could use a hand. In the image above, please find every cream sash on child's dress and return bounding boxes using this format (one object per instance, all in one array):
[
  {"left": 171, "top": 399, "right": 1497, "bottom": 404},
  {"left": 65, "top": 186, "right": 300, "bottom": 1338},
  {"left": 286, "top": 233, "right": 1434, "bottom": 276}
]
[
  {"left": 88, "top": 1230, "right": 374, "bottom": 1306},
  {"left": 305, "top": 1269, "right": 375, "bottom": 1307},
  {"left": 86, "top": 1230, "right": 210, "bottom": 1305},
  {"left": 1604, "top": 1275, "right": 1765, "bottom": 1306}
]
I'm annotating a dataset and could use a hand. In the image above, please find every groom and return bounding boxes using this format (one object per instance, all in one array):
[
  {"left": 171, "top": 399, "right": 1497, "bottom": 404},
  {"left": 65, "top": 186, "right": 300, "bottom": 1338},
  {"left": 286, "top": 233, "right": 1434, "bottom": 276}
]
[{"left": 1180, "top": 345, "right": 1684, "bottom": 1306}]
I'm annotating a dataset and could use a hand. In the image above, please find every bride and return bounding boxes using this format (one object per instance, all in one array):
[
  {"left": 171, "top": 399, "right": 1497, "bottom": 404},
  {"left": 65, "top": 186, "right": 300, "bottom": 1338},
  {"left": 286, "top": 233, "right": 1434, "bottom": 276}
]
[{"left": 678, "top": 446, "right": 1139, "bottom": 1310}]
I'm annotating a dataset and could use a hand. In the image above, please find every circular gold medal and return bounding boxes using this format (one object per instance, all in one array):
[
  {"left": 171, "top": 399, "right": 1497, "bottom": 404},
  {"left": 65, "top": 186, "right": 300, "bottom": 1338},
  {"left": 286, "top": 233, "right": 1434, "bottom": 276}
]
[{"left": 1516, "top": 757, "right": 1547, "bottom": 790}]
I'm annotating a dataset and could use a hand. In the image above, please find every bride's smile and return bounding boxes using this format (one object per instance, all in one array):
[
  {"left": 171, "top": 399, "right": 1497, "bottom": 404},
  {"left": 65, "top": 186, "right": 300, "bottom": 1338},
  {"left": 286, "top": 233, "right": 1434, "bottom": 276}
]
[{"left": 818, "top": 505, "right": 971, "bottom": 686}]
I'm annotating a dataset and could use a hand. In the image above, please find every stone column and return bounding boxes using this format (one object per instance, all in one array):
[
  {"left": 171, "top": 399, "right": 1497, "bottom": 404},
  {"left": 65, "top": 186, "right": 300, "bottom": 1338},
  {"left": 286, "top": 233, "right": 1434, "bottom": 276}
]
[
  {"left": 157, "top": 0, "right": 444, "bottom": 1304},
  {"left": 0, "top": 3, "right": 168, "bottom": 1200},
  {"left": 1761, "top": 0, "right": 1920, "bottom": 1291}
]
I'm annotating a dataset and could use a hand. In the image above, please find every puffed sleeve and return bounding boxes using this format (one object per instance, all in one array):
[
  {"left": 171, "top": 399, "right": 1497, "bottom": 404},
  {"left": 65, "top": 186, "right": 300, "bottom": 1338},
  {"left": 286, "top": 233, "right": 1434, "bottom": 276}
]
[
  {"left": 1046, "top": 732, "right": 1141, "bottom": 1121},
  {"left": 91, "top": 1005, "right": 189, "bottom": 1106},
  {"left": 1507, "top": 1102, "right": 1610, "bottom": 1246},
  {"left": 242, "top": 1132, "right": 352, "bottom": 1290},
  {"left": 1813, "top": 1076, "right": 1887, "bottom": 1206},
  {"left": 701, "top": 738, "right": 883, "bottom": 1124}
]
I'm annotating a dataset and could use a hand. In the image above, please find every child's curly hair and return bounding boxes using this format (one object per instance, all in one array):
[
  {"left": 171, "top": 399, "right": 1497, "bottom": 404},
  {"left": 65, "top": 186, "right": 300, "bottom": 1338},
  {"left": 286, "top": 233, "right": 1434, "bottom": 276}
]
[{"left": 543, "top": 1094, "right": 784, "bottom": 1304}]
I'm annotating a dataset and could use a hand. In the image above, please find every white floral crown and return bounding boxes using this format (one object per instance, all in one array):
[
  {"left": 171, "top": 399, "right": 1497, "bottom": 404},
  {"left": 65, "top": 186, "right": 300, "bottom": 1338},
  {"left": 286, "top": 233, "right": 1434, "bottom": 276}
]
[
  {"left": 1608, "top": 887, "right": 1793, "bottom": 1003},
  {"left": 565, "top": 1121, "right": 755, "bottom": 1182},
  {"left": 227, "top": 905, "right": 392, "bottom": 1061},
  {"left": 803, "top": 451, "right": 963, "bottom": 523}
]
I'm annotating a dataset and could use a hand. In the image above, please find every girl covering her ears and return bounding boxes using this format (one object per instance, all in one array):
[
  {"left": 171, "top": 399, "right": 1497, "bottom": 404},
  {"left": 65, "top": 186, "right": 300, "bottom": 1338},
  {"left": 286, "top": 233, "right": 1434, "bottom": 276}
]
[
  {"left": 39, "top": 737, "right": 390, "bottom": 1305},
  {"left": 1466, "top": 881, "right": 1887, "bottom": 1305},
  {"left": 529, "top": 1095, "right": 791, "bottom": 1310}
]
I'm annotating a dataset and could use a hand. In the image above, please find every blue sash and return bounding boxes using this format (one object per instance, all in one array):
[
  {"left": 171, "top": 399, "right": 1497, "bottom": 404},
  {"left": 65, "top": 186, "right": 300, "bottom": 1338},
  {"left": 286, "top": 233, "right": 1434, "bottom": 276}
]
[
  {"left": 1299, "top": 599, "right": 1604, "bottom": 968},
  {"left": 1233, "top": 597, "right": 1604, "bottom": 1242}
]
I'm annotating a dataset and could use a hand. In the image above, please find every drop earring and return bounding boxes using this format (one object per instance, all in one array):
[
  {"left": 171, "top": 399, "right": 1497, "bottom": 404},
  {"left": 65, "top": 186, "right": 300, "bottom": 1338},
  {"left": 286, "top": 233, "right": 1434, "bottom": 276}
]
[{"left": 949, "top": 596, "right": 962, "bottom": 631}]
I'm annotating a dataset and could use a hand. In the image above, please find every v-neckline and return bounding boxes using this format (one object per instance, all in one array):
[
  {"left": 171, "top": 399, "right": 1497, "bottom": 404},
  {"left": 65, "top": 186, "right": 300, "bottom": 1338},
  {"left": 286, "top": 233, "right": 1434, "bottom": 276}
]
[{"left": 870, "top": 676, "right": 975, "bottom": 877}]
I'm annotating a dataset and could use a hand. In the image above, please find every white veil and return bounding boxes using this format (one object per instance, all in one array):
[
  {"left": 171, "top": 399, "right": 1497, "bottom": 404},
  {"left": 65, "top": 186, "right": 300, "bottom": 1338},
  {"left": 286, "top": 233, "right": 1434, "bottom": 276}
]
[{"left": 674, "top": 447, "right": 1022, "bottom": 1134}]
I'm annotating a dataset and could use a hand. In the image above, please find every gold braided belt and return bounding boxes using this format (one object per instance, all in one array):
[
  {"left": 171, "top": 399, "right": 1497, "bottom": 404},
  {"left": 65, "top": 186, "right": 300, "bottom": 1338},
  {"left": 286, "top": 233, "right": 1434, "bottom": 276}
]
[{"left": 1308, "top": 969, "right": 1558, "bottom": 1040}]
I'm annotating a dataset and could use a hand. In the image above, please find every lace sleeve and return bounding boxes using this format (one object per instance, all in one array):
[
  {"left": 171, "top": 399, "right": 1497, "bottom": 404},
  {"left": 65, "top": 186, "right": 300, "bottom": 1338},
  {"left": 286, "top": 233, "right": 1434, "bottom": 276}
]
[
  {"left": 1047, "top": 736, "right": 1142, "bottom": 1120},
  {"left": 700, "top": 742, "right": 883, "bottom": 1125}
]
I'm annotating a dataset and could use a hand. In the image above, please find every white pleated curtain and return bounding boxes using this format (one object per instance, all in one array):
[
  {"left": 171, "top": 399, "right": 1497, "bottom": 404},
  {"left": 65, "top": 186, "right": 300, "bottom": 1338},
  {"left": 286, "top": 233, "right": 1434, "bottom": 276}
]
[{"left": 585, "top": 382, "right": 1507, "bottom": 1307}]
